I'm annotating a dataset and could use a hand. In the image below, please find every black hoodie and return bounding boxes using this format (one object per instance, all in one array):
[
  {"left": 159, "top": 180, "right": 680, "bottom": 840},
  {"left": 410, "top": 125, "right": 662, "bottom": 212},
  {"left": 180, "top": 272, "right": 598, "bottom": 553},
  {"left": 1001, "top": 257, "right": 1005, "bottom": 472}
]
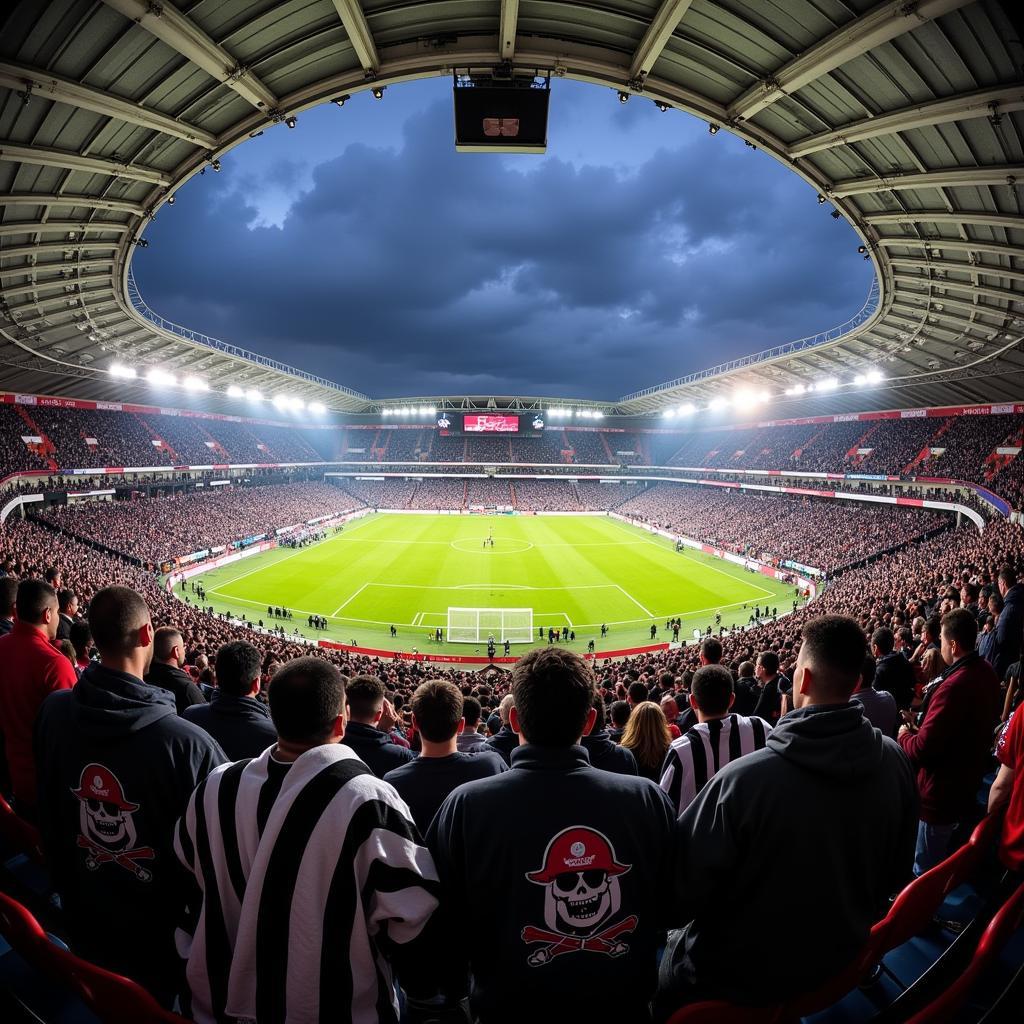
[
  {"left": 145, "top": 659, "right": 207, "bottom": 716},
  {"left": 34, "top": 662, "right": 226, "bottom": 1004},
  {"left": 661, "top": 702, "right": 917, "bottom": 1006}
]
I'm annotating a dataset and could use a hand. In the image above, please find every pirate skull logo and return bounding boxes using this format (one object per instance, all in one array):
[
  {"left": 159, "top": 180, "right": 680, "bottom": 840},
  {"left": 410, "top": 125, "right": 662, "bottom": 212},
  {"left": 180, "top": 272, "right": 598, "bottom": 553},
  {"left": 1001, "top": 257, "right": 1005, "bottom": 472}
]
[
  {"left": 71, "top": 764, "right": 154, "bottom": 882},
  {"left": 521, "top": 827, "right": 637, "bottom": 966}
]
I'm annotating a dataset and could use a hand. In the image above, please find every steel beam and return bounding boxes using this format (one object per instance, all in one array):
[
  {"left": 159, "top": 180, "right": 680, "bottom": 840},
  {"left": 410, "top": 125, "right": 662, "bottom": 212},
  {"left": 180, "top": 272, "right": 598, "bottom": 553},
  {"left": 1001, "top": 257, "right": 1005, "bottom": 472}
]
[
  {"left": 499, "top": 0, "right": 520, "bottom": 61},
  {"left": 865, "top": 211, "right": 1024, "bottom": 231},
  {"left": 728, "top": 0, "right": 974, "bottom": 122},
  {"left": 876, "top": 238, "right": 1024, "bottom": 260},
  {"left": 788, "top": 86, "right": 1024, "bottom": 158},
  {"left": 830, "top": 166, "right": 1024, "bottom": 197},
  {"left": 100, "top": 0, "right": 278, "bottom": 112},
  {"left": 330, "top": 0, "right": 379, "bottom": 71},
  {"left": 0, "top": 61, "right": 217, "bottom": 149},
  {"left": 0, "top": 141, "right": 172, "bottom": 185},
  {"left": 1, "top": 241, "right": 122, "bottom": 261},
  {"left": 629, "top": 0, "right": 695, "bottom": 80},
  {"left": 0, "top": 221, "right": 130, "bottom": 238}
]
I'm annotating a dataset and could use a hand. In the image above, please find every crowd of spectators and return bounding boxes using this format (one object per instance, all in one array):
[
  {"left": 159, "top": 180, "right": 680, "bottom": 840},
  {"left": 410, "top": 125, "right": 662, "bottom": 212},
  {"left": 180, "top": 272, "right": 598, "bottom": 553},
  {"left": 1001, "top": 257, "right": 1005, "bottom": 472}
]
[{"left": 466, "top": 479, "right": 514, "bottom": 507}]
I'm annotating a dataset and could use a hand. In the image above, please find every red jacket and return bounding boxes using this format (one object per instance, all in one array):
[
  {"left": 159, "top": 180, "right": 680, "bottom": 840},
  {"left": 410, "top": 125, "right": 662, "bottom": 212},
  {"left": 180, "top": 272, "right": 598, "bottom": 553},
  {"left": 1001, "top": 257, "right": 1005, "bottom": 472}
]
[
  {"left": 899, "top": 653, "right": 1000, "bottom": 824},
  {"left": 0, "top": 621, "right": 77, "bottom": 808},
  {"left": 996, "top": 708, "right": 1024, "bottom": 872}
]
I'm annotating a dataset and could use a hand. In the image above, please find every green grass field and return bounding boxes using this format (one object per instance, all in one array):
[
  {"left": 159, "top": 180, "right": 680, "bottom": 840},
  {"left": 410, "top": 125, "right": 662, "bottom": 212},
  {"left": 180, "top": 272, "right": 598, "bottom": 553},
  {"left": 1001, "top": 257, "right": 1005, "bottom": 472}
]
[{"left": 176, "top": 514, "right": 801, "bottom": 657}]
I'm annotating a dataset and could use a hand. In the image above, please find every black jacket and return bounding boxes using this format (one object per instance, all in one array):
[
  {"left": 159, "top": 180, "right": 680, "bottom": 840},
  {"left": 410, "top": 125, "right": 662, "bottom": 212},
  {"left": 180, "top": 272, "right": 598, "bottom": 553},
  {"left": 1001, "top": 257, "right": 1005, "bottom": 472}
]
[
  {"left": 580, "top": 729, "right": 638, "bottom": 776},
  {"left": 56, "top": 613, "right": 74, "bottom": 641},
  {"left": 34, "top": 662, "right": 226, "bottom": 1004},
  {"left": 485, "top": 725, "right": 519, "bottom": 766},
  {"left": 183, "top": 690, "right": 277, "bottom": 761},
  {"left": 874, "top": 651, "right": 916, "bottom": 711},
  {"left": 661, "top": 703, "right": 917, "bottom": 1006},
  {"left": 144, "top": 660, "right": 207, "bottom": 716},
  {"left": 428, "top": 745, "right": 676, "bottom": 1023},
  {"left": 344, "top": 720, "right": 416, "bottom": 777},
  {"left": 995, "top": 583, "right": 1024, "bottom": 678}
]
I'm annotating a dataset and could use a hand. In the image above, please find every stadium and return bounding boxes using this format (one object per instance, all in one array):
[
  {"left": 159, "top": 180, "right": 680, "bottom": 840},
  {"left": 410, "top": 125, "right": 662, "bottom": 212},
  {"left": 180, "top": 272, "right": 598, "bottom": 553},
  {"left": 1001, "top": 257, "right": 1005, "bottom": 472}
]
[{"left": 0, "top": 0, "right": 1023, "bottom": 1022}]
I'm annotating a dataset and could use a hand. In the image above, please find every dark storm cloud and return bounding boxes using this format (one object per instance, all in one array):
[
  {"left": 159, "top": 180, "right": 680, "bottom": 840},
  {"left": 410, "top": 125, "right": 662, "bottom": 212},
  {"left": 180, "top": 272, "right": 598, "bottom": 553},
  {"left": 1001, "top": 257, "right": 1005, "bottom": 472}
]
[{"left": 136, "top": 92, "right": 872, "bottom": 399}]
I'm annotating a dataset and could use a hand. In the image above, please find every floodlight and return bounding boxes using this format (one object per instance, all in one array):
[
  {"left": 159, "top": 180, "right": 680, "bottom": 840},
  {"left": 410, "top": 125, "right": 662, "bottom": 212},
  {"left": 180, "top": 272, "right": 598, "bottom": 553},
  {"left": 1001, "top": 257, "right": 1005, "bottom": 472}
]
[
  {"left": 167, "top": 195, "right": 175, "bottom": 205},
  {"left": 419, "top": 405, "right": 431, "bottom": 415},
  {"left": 815, "top": 377, "right": 839, "bottom": 392},
  {"left": 183, "top": 376, "right": 208, "bottom": 391},
  {"left": 663, "top": 408, "right": 676, "bottom": 419},
  {"left": 309, "top": 401, "right": 326, "bottom": 414},
  {"left": 246, "top": 388, "right": 263, "bottom": 401},
  {"left": 785, "top": 383, "right": 807, "bottom": 396},
  {"left": 272, "top": 394, "right": 289, "bottom": 410},
  {"left": 288, "top": 397, "right": 305, "bottom": 411},
  {"left": 285, "top": 115, "right": 297, "bottom": 129},
  {"left": 593, "top": 410, "right": 603, "bottom": 419},
  {"left": 817, "top": 194, "right": 826, "bottom": 204},
  {"left": 427, "top": 406, "right": 437, "bottom": 416},
  {"left": 654, "top": 101, "right": 670, "bottom": 112},
  {"left": 332, "top": 95, "right": 350, "bottom": 107},
  {"left": 226, "top": 385, "right": 244, "bottom": 398},
  {"left": 866, "top": 369, "right": 884, "bottom": 384},
  {"left": 757, "top": 390, "right": 772, "bottom": 403},
  {"left": 678, "top": 403, "right": 696, "bottom": 416},
  {"left": 708, "top": 123, "right": 720, "bottom": 135},
  {"left": 372, "top": 86, "right": 386, "bottom": 99},
  {"left": 108, "top": 363, "right": 136, "bottom": 379},
  {"left": 708, "top": 396, "right": 727, "bottom": 411},
  {"left": 146, "top": 368, "right": 175, "bottom": 387},
  {"left": 618, "top": 91, "right": 629, "bottom": 104},
  {"left": 211, "top": 159, "right": 221, "bottom": 172}
]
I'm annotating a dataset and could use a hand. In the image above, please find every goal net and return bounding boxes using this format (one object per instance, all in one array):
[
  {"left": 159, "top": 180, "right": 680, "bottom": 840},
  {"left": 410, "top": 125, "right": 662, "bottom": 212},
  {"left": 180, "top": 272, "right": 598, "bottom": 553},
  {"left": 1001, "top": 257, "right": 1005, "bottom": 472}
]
[{"left": 446, "top": 607, "right": 534, "bottom": 644}]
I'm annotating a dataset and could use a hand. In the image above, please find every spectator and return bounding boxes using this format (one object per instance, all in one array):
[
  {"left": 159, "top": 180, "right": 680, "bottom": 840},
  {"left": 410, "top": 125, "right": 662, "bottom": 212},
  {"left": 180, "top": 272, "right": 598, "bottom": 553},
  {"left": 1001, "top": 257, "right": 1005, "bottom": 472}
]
[
  {"left": 428, "top": 647, "right": 676, "bottom": 1023},
  {"left": 0, "top": 574, "right": 17, "bottom": 635},
  {"left": 732, "top": 660, "right": 757, "bottom": 716},
  {"left": 69, "top": 620, "right": 93, "bottom": 674},
  {"left": 485, "top": 693, "right": 519, "bottom": 765},
  {"left": 659, "top": 694, "right": 683, "bottom": 738},
  {"left": 853, "top": 654, "right": 898, "bottom": 738},
  {"left": 343, "top": 674, "right": 416, "bottom": 777},
  {"left": 660, "top": 664, "right": 772, "bottom": 816},
  {"left": 0, "top": 579, "right": 77, "bottom": 817},
  {"left": 608, "top": 699, "right": 631, "bottom": 741},
  {"left": 385, "top": 680, "right": 506, "bottom": 833},
  {"left": 620, "top": 701, "right": 672, "bottom": 783},
  {"left": 994, "top": 566, "right": 1024, "bottom": 678},
  {"left": 989, "top": 707, "right": 1024, "bottom": 875},
  {"left": 751, "top": 651, "right": 785, "bottom": 723},
  {"left": 176, "top": 657, "right": 441, "bottom": 1024},
  {"left": 145, "top": 626, "right": 207, "bottom": 715},
  {"left": 35, "top": 586, "right": 225, "bottom": 1004},
  {"left": 455, "top": 695, "right": 489, "bottom": 754},
  {"left": 627, "top": 680, "right": 649, "bottom": 707},
  {"left": 899, "top": 608, "right": 1001, "bottom": 875},
  {"left": 183, "top": 641, "right": 277, "bottom": 760},
  {"left": 872, "top": 627, "right": 915, "bottom": 711},
  {"left": 699, "top": 637, "right": 722, "bottom": 665},
  {"left": 659, "top": 616, "right": 917, "bottom": 1011},
  {"left": 580, "top": 694, "right": 638, "bottom": 775},
  {"left": 56, "top": 589, "right": 78, "bottom": 641}
]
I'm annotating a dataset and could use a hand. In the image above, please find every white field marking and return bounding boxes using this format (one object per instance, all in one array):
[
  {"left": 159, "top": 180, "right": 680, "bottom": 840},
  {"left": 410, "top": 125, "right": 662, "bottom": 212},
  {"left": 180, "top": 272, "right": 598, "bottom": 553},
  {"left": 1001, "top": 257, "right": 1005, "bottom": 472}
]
[
  {"left": 604, "top": 517, "right": 777, "bottom": 599},
  {"left": 613, "top": 583, "right": 654, "bottom": 617},
  {"left": 334, "top": 536, "right": 647, "bottom": 548},
  {"left": 369, "top": 582, "right": 614, "bottom": 592},
  {"left": 411, "top": 612, "right": 423, "bottom": 627},
  {"left": 422, "top": 610, "right": 573, "bottom": 627},
  {"left": 449, "top": 538, "right": 534, "bottom": 554},
  {"left": 332, "top": 582, "right": 371, "bottom": 617}
]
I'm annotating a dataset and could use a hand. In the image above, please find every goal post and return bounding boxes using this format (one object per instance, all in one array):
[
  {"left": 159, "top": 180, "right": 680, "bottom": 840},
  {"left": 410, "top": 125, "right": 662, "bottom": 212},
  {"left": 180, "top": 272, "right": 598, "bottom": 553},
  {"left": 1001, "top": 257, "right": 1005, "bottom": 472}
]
[{"left": 446, "top": 607, "right": 534, "bottom": 644}]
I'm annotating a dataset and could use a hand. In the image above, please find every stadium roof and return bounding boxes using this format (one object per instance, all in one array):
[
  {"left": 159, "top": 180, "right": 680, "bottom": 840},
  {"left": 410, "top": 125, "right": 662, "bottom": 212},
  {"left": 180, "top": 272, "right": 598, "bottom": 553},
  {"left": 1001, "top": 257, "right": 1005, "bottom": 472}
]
[{"left": 0, "top": 0, "right": 1021, "bottom": 416}]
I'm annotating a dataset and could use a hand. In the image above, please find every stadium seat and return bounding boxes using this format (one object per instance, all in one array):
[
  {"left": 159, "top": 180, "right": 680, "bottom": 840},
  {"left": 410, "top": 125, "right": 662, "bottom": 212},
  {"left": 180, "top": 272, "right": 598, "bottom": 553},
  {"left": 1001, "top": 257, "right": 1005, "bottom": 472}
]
[
  {"left": 0, "top": 795, "right": 43, "bottom": 865},
  {"left": 667, "top": 1002, "right": 786, "bottom": 1023},
  {"left": 904, "top": 878, "right": 1024, "bottom": 1024},
  {"left": 0, "top": 892, "right": 188, "bottom": 1024}
]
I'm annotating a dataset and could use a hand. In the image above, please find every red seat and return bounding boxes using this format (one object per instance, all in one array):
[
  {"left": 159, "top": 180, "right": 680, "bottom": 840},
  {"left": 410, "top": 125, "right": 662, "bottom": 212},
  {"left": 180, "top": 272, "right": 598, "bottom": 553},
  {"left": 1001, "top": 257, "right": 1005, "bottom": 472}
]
[
  {"left": 667, "top": 1002, "right": 787, "bottom": 1023},
  {"left": 0, "top": 891, "right": 188, "bottom": 1024},
  {"left": 905, "top": 877, "right": 1024, "bottom": 1024},
  {"left": 0, "top": 794, "right": 44, "bottom": 865}
]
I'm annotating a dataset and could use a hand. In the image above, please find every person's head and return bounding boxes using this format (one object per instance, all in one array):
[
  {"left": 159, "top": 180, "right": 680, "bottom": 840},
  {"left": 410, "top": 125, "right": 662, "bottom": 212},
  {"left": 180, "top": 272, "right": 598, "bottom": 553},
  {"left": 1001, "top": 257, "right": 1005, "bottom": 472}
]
[
  {"left": 215, "top": 641, "right": 262, "bottom": 698},
  {"left": 0, "top": 576, "right": 17, "bottom": 620},
  {"left": 57, "top": 589, "right": 78, "bottom": 617},
  {"left": 86, "top": 586, "right": 154, "bottom": 677},
  {"left": 689, "top": 664, "right": 735, "bottom": 720},
  {"left": 43, "top": 567, "right": 61, "bottom": 589},
  {"left": 870, "top": 627, "right": 894, "bottom": 658},
  {"left": 737, "top": 660, "right": 755, "bottom": 680},
  {"left": 345, "top": 674, "right": 386, "bottom": 725},
  {"left": 989, "top": 593, "right": 1004, "bottom": 615},
  {"left": 462, "top": 695, "right": 482, "bottom": 731},
  {"left": 792, "top": 616, "right": 866, "bottom": 708},
  {"left": 961, "top": 582, "right": 979, "bottom": 606},
  {"left": 754, "top": 651, "right": 779, "bottom": 682},
  {"left": 998, "top": 566, "right": 1016, "bottom": 598},
  {"left": 153, "top": 626, "right": 186, "bottom": 668},
  {"left": 269, "top": 657, "right": 346, "bottom": 749},
  {"left": 16, "top": 579, "right": 60, "bottom": 639},
  {"left": 56, "top": 639, "right": 76, "bottom": 666},
  {"left": 620, "top": 701, "right": 671, "bottom": 770},
  {"left": 609, "top": 700, "right": 631, "bottom": 729},
  {"left": 591, "top": 693, "right": 606, "bottom": 729},
  {"left": 660, "top": 693, "right": 679, "bottom": 721},
  {"left": 69, "top": 619, "right": 91, "bottom": 661},
  {"left": 923, "top": 614, "right": 942, "bottom": 645},
  {"left": 626, "top": 680, "right": 648, "bottom": 707},
  {"left": 699, "top": 637, "right": 723, "bottom": 665},
  {"left": 940, "top": 608, "right": 978, "bottom": 666},
  {"left": 510, "top": 647, "right": 595, "bottom": 746},
  {"left": 410, "top": 680, "right": 464, "bottom": 746},
  {"left": 498, "top": 692, "right": 515, "bottom": 726},
  {"left": 896, "top": 627, "right": 913, "bottom": 651},
  {"left": 859, "top": 654, "right": 877, "bottom": 692}
]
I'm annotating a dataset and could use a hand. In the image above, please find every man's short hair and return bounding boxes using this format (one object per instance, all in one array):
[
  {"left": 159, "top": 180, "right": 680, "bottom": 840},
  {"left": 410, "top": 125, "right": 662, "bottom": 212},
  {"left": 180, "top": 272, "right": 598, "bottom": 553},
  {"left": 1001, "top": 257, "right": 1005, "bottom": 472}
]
[
  {"left": 346, "top": 674, "right": 385, "bottom": 719},
  {"left": 998, "top": 566, "right": 1016, "bottom": 588},
  {"left": 737, "top": 660, "right": 755, "bottom": 679},
  {"left": 691, "top": 664, "right": 734, "bottom": 717},
  {"left": 591, "top": 693, "right": 606, "bottom": 728},
  {"left": 0, "top": 576, "right": 18, "bottom": 616},
  {"left": 69, "top": 619, "right": 91, "bottom": 656},
  {"left": 153, "top": 626, "right": 183, "bottom": 662},
  {"left": 411, "top": 680, "right": 464, "bottom": 743},
  {"left": 43, "top": 567, "right": 59, "bottom": 585},
  {"left": 462, "top": 695, "right": 482, "bottom": 728},
  {"left": 215, "top": 641, "right": 262, "bottom": 697},
  {"left": 870, "top": 627, "right": 894, "bottom": 656},
  {"left": 627, "top": 681, "right": 648, "bottom": 704},
  {"left": 756, "top": 651, "right": 780, "bottom": 676},
  {"left": 16, "top": 579, "right": 57, "bottom": 625},
  {"left": 269, "top": 657, "right": 346, "bottom": 745},
  {"left": 861, "top": 655, "right": 876, "bottom": 690},
  {"left": 511, "top": 647, "right": 594, "bottom": 746},
  {"left": 700, "top": 637, "right": 723, "bottom": 663},
  {"left": 57, "top": 589, "right": 76, "bottom": 613},
  {"left": 87, "top": 586, "right": 151, "bottom": 657},
  {"left": 609, "top": 700, "right": 630, "bottom": 727},
  {"left": 800, "top": 616, "right": 867, "bottom": 702},
  {"left": 942, "top": 608, "right": 978, "bottom": 652},
  {"left": 498, "top": 693, "right": 514, "bottom": 724}
]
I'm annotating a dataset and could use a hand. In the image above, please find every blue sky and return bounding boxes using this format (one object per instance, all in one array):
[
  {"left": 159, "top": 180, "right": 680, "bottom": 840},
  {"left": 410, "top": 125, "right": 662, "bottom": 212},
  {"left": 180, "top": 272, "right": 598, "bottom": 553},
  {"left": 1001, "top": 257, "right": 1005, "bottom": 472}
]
[{"left": 134, "top": 78, "right": 873, "bottom": 400}]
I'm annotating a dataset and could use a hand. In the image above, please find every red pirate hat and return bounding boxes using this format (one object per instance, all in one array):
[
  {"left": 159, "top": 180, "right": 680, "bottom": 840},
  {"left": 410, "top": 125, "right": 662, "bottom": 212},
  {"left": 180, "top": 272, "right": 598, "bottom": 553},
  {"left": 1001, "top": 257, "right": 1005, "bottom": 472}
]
[
  {"left": 71, "top": 764, "right": 139, "bottom": 812},
  {"left": 527, "top": 827, "right": 630, "bottom": 884}
]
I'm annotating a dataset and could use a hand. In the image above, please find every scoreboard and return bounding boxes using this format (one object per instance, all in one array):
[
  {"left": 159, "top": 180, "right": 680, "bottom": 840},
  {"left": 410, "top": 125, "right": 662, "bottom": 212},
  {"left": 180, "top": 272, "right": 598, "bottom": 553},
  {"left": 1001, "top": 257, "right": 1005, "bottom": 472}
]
[{"left": 462, "top": 414, "right": 520, "bottom": 433}]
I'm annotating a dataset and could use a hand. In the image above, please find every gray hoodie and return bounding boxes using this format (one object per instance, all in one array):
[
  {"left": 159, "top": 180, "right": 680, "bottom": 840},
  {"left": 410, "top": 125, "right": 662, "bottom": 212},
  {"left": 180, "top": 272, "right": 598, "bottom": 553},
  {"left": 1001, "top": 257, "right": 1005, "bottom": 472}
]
[{"left": 661, "top": 702, "right": 917, "bottom": 1005}]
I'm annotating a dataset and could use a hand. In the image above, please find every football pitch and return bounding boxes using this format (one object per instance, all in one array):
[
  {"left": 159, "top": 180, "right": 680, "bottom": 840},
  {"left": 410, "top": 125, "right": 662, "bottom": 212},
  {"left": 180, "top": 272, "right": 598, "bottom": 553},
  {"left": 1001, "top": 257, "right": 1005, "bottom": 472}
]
[{"left": 179, "top": 514, "right": 800, "bottom": 656}]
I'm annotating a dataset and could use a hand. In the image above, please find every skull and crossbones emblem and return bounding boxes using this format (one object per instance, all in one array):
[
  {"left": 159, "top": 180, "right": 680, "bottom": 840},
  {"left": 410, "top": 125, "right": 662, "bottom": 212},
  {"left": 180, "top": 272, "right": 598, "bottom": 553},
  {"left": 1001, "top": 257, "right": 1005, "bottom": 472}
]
[
  {"left": 71, "top": 764, "right": 154, "bottom": 882},
  {"left": 521, "top": 827, "right": 637, "bottom": 966}
]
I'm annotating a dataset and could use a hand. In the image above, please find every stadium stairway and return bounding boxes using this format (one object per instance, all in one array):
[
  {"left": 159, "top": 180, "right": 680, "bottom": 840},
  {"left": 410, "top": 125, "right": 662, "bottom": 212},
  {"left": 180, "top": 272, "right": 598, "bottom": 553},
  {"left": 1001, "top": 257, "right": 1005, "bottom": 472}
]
[
  {"left": 903, "top": 420, "right": 955, "bottom": 476},
  {"left": 509, "top": 481, "right": 518, "bottom": 508},
  {"left": 12, "top": 406, "right": 57, "bottom": 471},
  {"left": 134, "top": 417, "right": 178, "bottom": 464},
  {"left": 847, "top": 423, "right": 881, "bottom": 465},
  {"left": 599, "top": 431, "right": 615, "bottom": 463},
  {"left": 461, "top": 480, "right": 468, "bottom": 509}
]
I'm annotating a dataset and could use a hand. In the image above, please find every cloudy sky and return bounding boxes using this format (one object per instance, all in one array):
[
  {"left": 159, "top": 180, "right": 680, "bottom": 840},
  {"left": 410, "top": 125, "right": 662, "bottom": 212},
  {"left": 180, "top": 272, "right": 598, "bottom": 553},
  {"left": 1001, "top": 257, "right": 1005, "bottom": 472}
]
[{"left": 135, "top": 78, "right": 873, "bottom": 401}]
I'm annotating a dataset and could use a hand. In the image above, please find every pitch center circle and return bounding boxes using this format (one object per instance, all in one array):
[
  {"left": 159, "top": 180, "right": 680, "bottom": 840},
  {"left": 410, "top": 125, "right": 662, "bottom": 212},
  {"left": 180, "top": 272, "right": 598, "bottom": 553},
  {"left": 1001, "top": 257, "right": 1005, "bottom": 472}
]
[{"left": 450, "top": 537, "right": 534, "bottom": 554}]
